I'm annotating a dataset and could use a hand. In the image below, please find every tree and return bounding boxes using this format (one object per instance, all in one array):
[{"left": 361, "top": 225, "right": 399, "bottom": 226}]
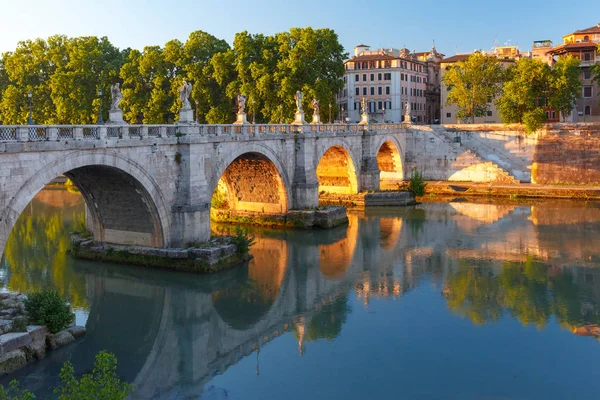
[
  {"left": 442, "top": 52, "right": 505, "bottom": 123},
  {"left": 549, "top": 55, "right": 581, "bottom": 122},
  {"left": 496, "top": 58, "right": 552, "bottom": 133}
]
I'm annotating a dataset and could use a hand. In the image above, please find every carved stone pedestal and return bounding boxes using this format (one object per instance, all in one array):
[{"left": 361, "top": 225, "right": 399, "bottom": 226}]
[
  {"left": 292, "top": 111, "right": 307, "bottom": 126},
  {"left": 311, "top": 114, "right": 321, "bottom": 124},
  {"left": 233, "top": 112, "right": 249, "bottom": 125},
  {"left": 179, "top": 107, "right": 195, "bottom": 124},
  {"left": 108, "top": 109, "right": 125, "bottom": 124}
]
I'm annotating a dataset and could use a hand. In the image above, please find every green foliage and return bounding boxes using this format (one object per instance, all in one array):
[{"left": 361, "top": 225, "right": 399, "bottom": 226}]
[
  {"left": 211, "top": 179, "right": 229, "bottom": 209},
  {"left": 55, "top": 351, "right": 132, "bottom": 400},
  {"left": 24, "top": 290, "right": 73, "bottom": 333},
  {"left": 230, "top": 226, "right": 256, "bottom": 256},
  {"left": 549, "top": 56, "right": 581, "bottom": 122},
  {"left": 496, "top": 58, "right": 551, "bottom": 133},
  {"left": 11, "top": 317, "right": 28, "bottom": 333},
  {"left": 0, "top": 380, "right": 35, "bottom": 400},
  {"left": 522, "top": 107, "right": 547, "bottom": 134},
  {"left": 408, "top": 168, "right": 427, "bottom": 196},
  {"left": 442, "top": 52, "right": 505, "bottom": 123}
]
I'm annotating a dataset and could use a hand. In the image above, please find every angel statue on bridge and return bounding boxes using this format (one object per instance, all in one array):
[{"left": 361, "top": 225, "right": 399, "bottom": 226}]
[
  {"left": 237, "top": 94, "right": 247, "bottom": 114},
  {"left": 179, "top": 80, "right": 193, "bottom": 109},
  {"left": 110, "top": 83, "right": 123, "bottom": 111},
  {"left": 312, "top": 98, "right": 320, "bottom": 117},
  {"left": 295, "top": 91, "right": 304, "bottom": 113},
  {"left": 361, "top": 97, "right": 367, "bottom": 115}
]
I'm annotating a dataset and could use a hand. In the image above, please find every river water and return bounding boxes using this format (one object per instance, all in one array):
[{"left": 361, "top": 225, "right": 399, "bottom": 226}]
[{"left": 1, "top": 188, "right": 600, "bottom": 399}]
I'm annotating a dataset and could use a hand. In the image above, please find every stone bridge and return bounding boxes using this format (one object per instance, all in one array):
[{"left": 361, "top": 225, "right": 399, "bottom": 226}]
[{"left": 0, "top": 123, "right": 407, "bottom": 253}]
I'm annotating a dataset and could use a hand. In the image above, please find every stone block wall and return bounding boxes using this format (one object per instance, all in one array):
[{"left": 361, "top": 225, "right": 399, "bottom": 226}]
[{"left": 533, "top": 123, "right": 600, "bottom": 185}]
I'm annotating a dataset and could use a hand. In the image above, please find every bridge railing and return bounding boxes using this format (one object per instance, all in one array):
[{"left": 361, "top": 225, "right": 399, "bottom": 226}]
[{"left": 0, "top": 122, "right": 407, "bottom": 143}]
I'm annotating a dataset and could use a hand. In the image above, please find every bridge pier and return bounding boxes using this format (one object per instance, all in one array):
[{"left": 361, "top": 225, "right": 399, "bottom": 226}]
[
  {"left": 358, "top": 133, "right": 381, "bottom": 192},
  {"left": 292, "top": 136, "right": 320, "bottom": 209}
]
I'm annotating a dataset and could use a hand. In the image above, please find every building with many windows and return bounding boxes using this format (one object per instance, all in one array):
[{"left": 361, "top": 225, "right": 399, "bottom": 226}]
[
  {"left": 337, "top": 45, "right": 443, "bottom": 124},
  {"left": 547, "top": 23, "right": 600, "bottom": 122}
]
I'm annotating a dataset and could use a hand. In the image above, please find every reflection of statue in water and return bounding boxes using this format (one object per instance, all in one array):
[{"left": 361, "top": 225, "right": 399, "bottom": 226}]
[
  {"left": 110, "top": 83, "right": 122, "bottom": 111},
  {"left": 295, "top": 91, "right": 303, "bottom": 113},
  {"left": 179, "top": 80, "right": 193, "bottom": 109},
  {"left": 237, "top": 94, "right": 247, "bottom": 114},
  {"left": 312, "top": 98, "right": 320, "bottom": 117}
]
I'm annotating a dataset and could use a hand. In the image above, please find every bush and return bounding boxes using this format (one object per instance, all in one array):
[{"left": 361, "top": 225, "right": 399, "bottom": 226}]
[
  {"left": 230, "top": 226, "right": 255, "bottom": 257},
  {"left": 408, "top": 168, "right": 427, "bottom": 196},
  {"left": 24, "top": 290, "right": 73, "bottom": 334},
  {"left": 0, "top": 380, "right": 34, "bottom": 400},
  {"left": 55, "top": 351, "right": 132, "bottom": 400}
]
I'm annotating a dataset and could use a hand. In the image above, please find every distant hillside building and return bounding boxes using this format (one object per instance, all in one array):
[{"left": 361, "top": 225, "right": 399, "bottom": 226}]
[
  {"left": 337, "top": 45, "right": 444, "bottom": 124},
  {"left": 547, "top": 23, "right": 600, "bottom": 122}
]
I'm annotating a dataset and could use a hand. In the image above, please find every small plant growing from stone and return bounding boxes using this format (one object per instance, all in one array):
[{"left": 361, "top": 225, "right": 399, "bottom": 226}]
[
  {"left": 24, "top": 290, "right": 73, "bottom": 334},
  {"left": 230, "top": 226, "right": 255, "bottom": 257},
  {"left": 408, "top": 168, "right": 427, "bottom": 197},
  {"left": 54, "top": 351, "right": 132, "bottom": 400}
]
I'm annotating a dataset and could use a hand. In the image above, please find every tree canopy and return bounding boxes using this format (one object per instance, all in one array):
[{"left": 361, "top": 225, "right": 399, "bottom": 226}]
[
  {"left": 0, "top": 27, "right": 346, "bottom": 125},
  {"left": 548, "top": 55, "right": 581, "bottom": 122},
  {"left": 442, "top": 52, "right": 505, "bottom": 123}
]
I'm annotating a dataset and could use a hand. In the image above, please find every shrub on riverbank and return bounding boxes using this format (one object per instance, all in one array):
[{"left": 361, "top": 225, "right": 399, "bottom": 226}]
[
  {"left": 24, "top": 290, "right": 73, "bottom": 334},
  {"left": 0, "top": 352, "right": 131, "bottom": 399},
  {"left": 408, "top": 168, "right": 427, "bottom": 197},
  {"left": 231, "top": 226, "right": 256, "bottom": 257}
]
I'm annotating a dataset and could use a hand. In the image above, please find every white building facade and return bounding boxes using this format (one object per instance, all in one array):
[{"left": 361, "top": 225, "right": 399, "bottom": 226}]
[{"left": 337, "top": 45, "right": 441, "bottom": 124}]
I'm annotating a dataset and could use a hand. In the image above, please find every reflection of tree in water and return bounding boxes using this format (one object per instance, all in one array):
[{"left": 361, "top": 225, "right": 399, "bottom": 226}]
[
  {"left": 443, "top": 257, "right": 600, "bottom": 332},
  {"left": 404, "top": 207, "right": 426, "bottom": 238},
  {"left": 294, "top": 294, "right": 350, "bottom": 344},
  {"left": 0, "top": 189, "right": 88, "bottom": 308}
]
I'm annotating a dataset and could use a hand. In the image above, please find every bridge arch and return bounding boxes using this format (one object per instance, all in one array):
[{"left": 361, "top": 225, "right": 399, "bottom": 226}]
[
  {"left": 315, "top": 140, "right": 360, "bottom": 195},
  {"left": 374, "top": 136, "right": 405, "bottom": 189},
  {"left": 210, "top": 144, "right": 292, "bottom": 214},
  {"left": 1, "top": 150, "right": 170, "bottom": 251}
]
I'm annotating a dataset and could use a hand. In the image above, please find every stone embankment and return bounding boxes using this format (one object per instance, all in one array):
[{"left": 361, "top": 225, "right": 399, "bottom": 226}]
[
  {"left": 71, "top": 234, "right": 251, "bottom": 273},
  {"left": 319, "top": 191, "right": 416, "bottom": 208},
  {"left": 211, "top": 206, "right": 349, "bottom": 229},
  {"left": 0, "top": 293, "right": 86, "bottom": 376}
]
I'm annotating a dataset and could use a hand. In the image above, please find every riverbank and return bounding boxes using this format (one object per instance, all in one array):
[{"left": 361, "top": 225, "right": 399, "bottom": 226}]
[
  {"left": 0, "top": 293, "right": 86, "bottom": 376},
  {"left": 423, "top": 181, "right": 600, "bottom": 200},
  {"left": 210, "top": 206, "right": 348, "bottom": 229},
  {"left": 319, "top": 191, "right": 416, "bottom": 208}
]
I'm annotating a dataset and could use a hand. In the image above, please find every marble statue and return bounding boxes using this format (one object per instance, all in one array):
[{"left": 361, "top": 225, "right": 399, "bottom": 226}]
[
  {"left": 361, "top": 98, "right": 367, "bottom": 114},
  {"left": 405, "top": 102, "right": 410, "bottom": 116},
  {"left": 295, "top": 91, "right": 304, "bottom": 113},
  {"left": 237, "top": 94, "right": 247, "bottom": 114},
  {"left": 110, "top": 83, "right": 122, "bottom": 111},
  {"left": 179, "top": 80, "right": 193, "bottom": 109},
  {"left": 312, "top": 98, "right": 320, "bottom": 116}
]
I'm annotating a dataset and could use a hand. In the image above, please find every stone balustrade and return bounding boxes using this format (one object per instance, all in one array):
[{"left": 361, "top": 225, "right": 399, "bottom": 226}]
[{"left": 0, "top": 123, "right": 406, "bottom": 143}]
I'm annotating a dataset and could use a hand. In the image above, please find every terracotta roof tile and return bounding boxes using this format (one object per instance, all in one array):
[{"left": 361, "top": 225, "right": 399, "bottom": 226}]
[{"left": 573, "top": 24, "right": 600, "bottom": 34}]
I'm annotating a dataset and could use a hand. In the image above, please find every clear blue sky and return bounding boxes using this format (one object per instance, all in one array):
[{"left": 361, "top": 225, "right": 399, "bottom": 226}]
[{"left": 1, "top": 0, "right": 599, "bottom": 57}]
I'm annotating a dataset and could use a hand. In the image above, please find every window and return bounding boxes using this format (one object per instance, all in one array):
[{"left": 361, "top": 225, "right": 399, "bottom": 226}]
[
  {"left": 583, "top": 68, "right": 591, "bottom": 79},
  {"left": 378, "top": 87, "right": 382, "bottom": 95},
  {"left": 446, "top": 112, "right": 451, "bottom": 118},
  {"left": 355, "top": 63, "right": 360, "bottom": 70},
  {"left": 585, "top": 106, "right": 591, "bottom": 115},
  {"left": 378, "top": 101, "right": 382, "bottom": 110},
  {"left": 487, "top": 110, "right": 493, "bottom": 117},
  {"left": 370, "top": 87, "right": 375, "bottom": 95},
  {"left": 355, "top": 74, "right": 359, "bottom": 82},
  {"left": 384, "top": 73, "right": 391, "bottom": 80},
  {"left": 354, "top": 101, "right": 359, "bottom": 110},
  {"left": 363, "top": 74, "right": 367, "bottom": 82},
  {"left": 343, "top": 76, "right": 347, "bottom": 83},
  {"left": 343, "top": 89, "right": 347, "bottom": 97},
  {"left": 370, "top": 74, "right": 374, "bottom": 81},
  {"left": 355, "top": 88, "right": 359, "bottom": 95},
  {"left": 378, "top": 73, "right": 382, "bottom": 80},
  {"left": 363, "top": 87, "right": 367, "bottom": 95},
  {"left": 584, "top": 52, "right": 591, "bottom": 62},
  {"left": 386, "top": 87, "right": 390, "bottom": 95},
  {"left": 584, "top": 86, "right": 593, "bottom": 98}
]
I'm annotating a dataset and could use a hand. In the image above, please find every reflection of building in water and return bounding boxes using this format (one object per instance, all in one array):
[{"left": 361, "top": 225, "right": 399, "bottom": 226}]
[{"left": 319, "top": 214, "right": 358, "bottom": 279}]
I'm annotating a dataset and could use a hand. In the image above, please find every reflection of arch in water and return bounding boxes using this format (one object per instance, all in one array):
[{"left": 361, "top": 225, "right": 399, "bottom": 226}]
[
  {"left": 319, "top": 214, "right": 359, "bottom": 279},
  {"left": 379, "top": 218, "right": 403, "bottom": 250},
  {"left": 450, "top": 202, "right": 516, "bottom": 231},
  {"left": 211, "top": 237, "right": 289, "bottom": 330}
]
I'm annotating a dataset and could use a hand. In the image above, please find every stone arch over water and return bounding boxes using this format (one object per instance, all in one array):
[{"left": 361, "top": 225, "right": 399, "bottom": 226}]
[
  {"left": 0, "top": 150, "right": 169, "bottom": 252},
  {"left": 316, "top": 144, "right": 359, "bottom": 195},
  {"left": 376, "top": 139, "right": 404, "bottom": 189},
  {"left": 211, "top": 145, "right": 292, "bottom": 214}
]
